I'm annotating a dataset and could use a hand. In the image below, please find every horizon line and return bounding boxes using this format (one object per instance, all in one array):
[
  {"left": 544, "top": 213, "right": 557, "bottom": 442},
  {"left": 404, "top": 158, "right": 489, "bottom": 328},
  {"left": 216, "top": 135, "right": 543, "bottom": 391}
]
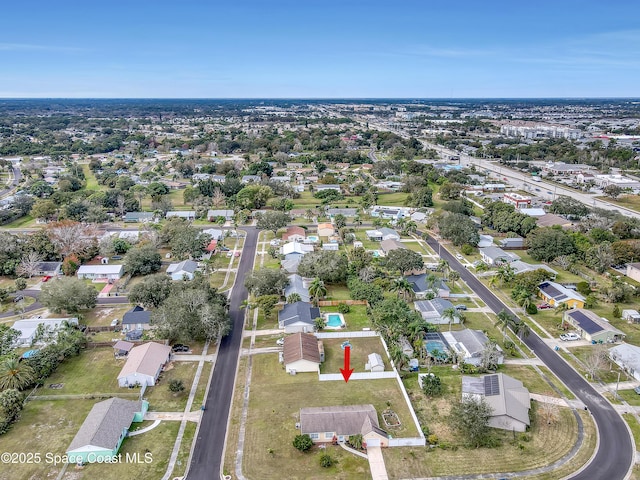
[{"left": 1, "top": 96, "right": 640, "bottom": 101}]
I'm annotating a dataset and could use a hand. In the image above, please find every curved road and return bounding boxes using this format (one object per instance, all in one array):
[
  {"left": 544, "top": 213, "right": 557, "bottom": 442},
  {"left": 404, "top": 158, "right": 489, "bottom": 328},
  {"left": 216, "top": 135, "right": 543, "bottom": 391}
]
[
  {"left": 187, "top": 226, "right": 258, "bottom": 479},
  {"left": 424, "top": 234, "right": 634, "bottom": 480}
]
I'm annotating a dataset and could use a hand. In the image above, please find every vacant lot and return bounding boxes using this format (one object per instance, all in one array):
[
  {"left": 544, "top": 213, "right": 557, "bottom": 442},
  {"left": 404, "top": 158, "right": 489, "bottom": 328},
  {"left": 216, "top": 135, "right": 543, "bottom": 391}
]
[
  {"left": 144, "top": 361, "right": 198, "bottom": 411},
  {"left": 40, "top": 347, "right": 124, "bottom": 396},
  {"left": 241, "top": 353, "right": 417, "bottom": 479},
  {"left": 82, "top": 305, "right": 132, "bottom": 327}
]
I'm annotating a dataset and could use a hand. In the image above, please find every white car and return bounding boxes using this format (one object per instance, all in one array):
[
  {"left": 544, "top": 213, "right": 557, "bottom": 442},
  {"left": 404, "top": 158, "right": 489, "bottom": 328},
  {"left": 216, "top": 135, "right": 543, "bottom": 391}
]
[
  {"left": 276, "top": 338, "right": 285, "bottom": 346},
  {"left": 270, "top": 239, "right": 280, "bottom": 246},
  {"left": 560, "top": 333, "right": 580, "bottom": 341},
  {"left": 456, "top": 253, "right": 464, "bottom": 260}
]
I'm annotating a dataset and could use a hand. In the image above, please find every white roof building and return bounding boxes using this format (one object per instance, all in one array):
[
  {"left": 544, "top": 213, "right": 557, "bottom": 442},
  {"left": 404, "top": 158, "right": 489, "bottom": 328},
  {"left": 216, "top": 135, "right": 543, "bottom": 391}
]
[{"left": 12, "top": 317, "right": 79, "bottom": 346}]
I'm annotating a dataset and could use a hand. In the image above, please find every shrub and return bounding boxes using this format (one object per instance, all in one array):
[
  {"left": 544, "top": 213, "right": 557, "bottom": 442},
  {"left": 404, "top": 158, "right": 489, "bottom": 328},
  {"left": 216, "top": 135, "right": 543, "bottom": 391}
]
[
  {"left": 576, "top": 281, "right": 591, "bottom": 296},
  {"left": 526, "top": 303, "right": 538, "bottom": 315},
  {"left": 613, "top": 304, "right": 621, "bottom": 318},
  {"left": 337, "top": 303, "right": 350, "bottom": 314},
  {"left": 319, "top": 452, "right": 335, "bottom": 468},
  {"left": 293, "top": 434, "right": 313, "bottom": 452},
  {"left": 168, "top": 379, "right": 185, "bottom": 393},
  {"left": 461, "top": 244, "right": 474, "bottom": 255},
  {"left": 427, "top": 434, "right": 439, "bottom": 445},
  {"left": 422, "top": 374, "right": 443, "bottom": 397}
]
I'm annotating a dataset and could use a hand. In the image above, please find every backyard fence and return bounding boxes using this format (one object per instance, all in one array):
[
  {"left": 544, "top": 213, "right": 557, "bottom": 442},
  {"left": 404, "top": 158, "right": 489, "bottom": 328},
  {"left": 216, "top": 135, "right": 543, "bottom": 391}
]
[
  {"left": 315, "top": 331, "right": 379, "bottom": 339},
  {"left": 86, "top": 325, "right": 116, "bottom": 333},
  {"left": 26, "top": 393, "right": 139, "bottom": 401},
  {"left": 318, "top": 372, "right": 396, "bottom": 381},
  {"left": 317, "top": 300, "right": 368, "bottom": 307}
]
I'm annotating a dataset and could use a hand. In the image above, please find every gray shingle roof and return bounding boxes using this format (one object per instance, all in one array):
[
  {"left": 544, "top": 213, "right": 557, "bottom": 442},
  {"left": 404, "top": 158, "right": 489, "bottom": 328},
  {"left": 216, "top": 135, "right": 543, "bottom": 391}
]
[
  {"left": 300, "top": 404, "right": 386, "bottom": 438},
  {"left": 67, "top": 398, "right": 143, "bottom": 452},
  {"left": 122, "top": 306, "right": 151, "bottom": 325},
  {"left": 278, "top": 302, "right": 320, "bottom": 327}
]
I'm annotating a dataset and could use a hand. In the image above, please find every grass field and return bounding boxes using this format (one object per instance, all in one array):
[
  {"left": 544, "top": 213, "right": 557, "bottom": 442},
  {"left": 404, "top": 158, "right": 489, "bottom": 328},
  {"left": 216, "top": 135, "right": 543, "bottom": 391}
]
[
  {"left": 40, "top": 347, "right": 124, "bottom": 395},
  {"left": 616, "top": 389, "right": 640, "bottom": 406},
  {"left": 325, "top": 284, "right": 351, "bottom": 300},
  {"left": 191, "top": 361, "right": 213, "bottom": 411},
  {"left": 377, "top": 192, "right": 409, "bottom": 206},
  {"left": 82, "top": 305, "right": 132, "bottom": 327},
  {"left": 596, "top": 194, "right": 640, "bottom": 213},
  {"left": 241, "top": 353, "right": 417, "bottom": 479},
  {"left": 3, "top": 214, "right": 37, "bottom": 228},
  {"left": 144, "top": 361, "right": 198, "bottom": 411},
  {"left": 320, "top": 337, "right": 391, "bottom": 374},
  {"left": 81, "top": 163, "right": 100, "bottom": 191}
]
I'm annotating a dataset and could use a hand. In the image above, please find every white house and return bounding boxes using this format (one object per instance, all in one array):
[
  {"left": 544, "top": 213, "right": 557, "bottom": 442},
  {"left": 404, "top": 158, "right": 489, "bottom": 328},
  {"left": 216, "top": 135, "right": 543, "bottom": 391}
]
[
  {"left": 12, "top": 317, "right": 79, "bottom": 346},
  {"left": 77, "top": 264, "right": 124, "bottom": 281},
  {"left": 117, "top": 342, "right": 172, "bottom": 388},
  {"left": 166, "top": 260, "right": 198, "bottom": 281},
  {"left": 442, "top": 329, "right": 504, "bottom": 366},
  {"left": 622, "top": 309, "right": 640, "bottom": 323},
  {"left": 166, "top": 211, "right": 196, "bottom": 220},
  {"left": 479, "top": 247, "right": 520, "bottom": 266},
  {"left": 365, "top": 228, "right": 400, "bottom": 242},
  {"left": 280, "top": 241, "right": 314, "bottom": 256},
  {"left": 610, "top": 344, "right": 640, "bottom": 382}
]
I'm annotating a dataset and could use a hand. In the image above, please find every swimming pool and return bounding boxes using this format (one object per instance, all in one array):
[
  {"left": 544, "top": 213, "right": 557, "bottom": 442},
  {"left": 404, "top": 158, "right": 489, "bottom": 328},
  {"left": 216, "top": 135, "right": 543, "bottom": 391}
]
[
  {"left": 324, "top": 313, "right": 345, "bottom": 329},
  {"left": 425, "top": 340, "right": 448, "bottom": 358},
  {"left": 306, "top": 235, "right": 319, "bottom": 243}
]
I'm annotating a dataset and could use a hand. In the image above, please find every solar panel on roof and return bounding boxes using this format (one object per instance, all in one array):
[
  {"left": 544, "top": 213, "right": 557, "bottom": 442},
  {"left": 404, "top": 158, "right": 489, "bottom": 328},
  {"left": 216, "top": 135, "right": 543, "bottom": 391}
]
[
  {"left": 484, "top": 375, "right": 500, "bottom": 396},
  {"left": 569, "top": 310, "right": 603, "bottom": 335},
  {"left": 541, "top": 283, "right": 563, "bottom": 298}
]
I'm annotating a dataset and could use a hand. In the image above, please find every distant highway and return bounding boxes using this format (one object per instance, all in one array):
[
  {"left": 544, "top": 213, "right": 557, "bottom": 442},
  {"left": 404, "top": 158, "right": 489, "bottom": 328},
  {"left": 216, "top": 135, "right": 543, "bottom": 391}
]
[{"left": 425, "top": 234, "right": 634, "bottom": 480}]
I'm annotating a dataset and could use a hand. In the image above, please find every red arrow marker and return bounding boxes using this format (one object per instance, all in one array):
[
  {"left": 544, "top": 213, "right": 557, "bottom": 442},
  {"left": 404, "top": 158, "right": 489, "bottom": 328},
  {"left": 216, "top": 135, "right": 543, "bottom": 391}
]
[{"left": 340, "top": 345, "right": 354, "bottom": 382}]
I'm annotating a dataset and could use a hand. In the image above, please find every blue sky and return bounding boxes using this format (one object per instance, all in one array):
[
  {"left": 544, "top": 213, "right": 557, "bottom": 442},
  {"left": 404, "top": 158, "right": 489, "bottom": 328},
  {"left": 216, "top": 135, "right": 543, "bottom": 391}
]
[{"left": 1, "top": 0, "right": 639, "bottom": 98}]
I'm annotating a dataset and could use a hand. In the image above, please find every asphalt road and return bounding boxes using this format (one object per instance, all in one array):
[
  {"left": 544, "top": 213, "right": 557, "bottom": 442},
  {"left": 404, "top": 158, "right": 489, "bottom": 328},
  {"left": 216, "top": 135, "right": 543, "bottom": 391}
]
[
  {"left": 187, "top": 226, "right": 258, "bottom": 480},
  {"left": 424, "top": 234, "right": 634, "bottom": 480},
  {"left": 0, "top": 166, "right": 21, "bottom": 198}
]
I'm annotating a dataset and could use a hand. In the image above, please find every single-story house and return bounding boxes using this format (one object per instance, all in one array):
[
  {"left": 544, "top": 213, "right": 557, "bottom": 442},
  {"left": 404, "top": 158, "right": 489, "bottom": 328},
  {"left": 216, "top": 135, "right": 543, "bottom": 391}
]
[
  {"left": 207, "top": 209, "right": 234, "bottom": 221},
  {"left": 477, "top": 235, "right": 494, "bottom": 248},
  {"left": 538, "top": 281, "right": 585, "bottom": 309},
  {"left": 117, "top": 342, "right": 172, "bottom": 387},
  {"left": 509, "top": 261, "right": 557, "bottom": 278},
  {"left": 299, "top": 404, "right": 388, "bottom": 447},
  {"left": 562, "top": 309, "right": 625, "bottom": 343},
  {"left": 442, "top": 329, "right": 504, "bottom": 366},
  {"left": 165, "top": 210, "right": 196, "bottom": 221},
  {"left": 12, "top": 317, "right": 79, "bottom": 346},
  {"left": 281, "top": 241, "right": 314, "bottom": 256},
  {"left": 284, "top": 274, "right": 311, "bottom": 303},
  {"left": 33, "top": 261, "right": 62, "bottom": 277},
  {"left": 536, "top": 213, "right": 573, "bottom": 228},
  {"left": 202, "top": 228, "right": 224, "bottom": 240},
  {"left": 353, "top": 240, "right": 363, "bottom": 249},
  {"left": 241, "top": 175, "right": 261, "bottom": 183},
  {"left": 66, "top": 398, "right": 149, "bottom": 464},
  {"left": 283, "top": 332, "right": 323, "bottom": 373},
  {"left": 166, "top": 260, "right": 198, "bottom": 281},
  {"left": 609, "top": 344, "right": 640, "bottom": 382},
  {"left": 77, "top": 264, "right": 124, "bottom": 281},
  {"left": 462, "top": 373, "right": 530, "bottom": 432},
  {"left": 123, "top": 212, "right": 156, "bottom": 223},
  {"left": 380, "top": 239, "right": 406, "bottom": 255},
  {"left": 479, "top": 247, "right": 520, "bottom": 266},
  {"left": 122, "top": 306, "right": 151, "bottom": 332},
  {"left": 281, "top": 256, "right": 302, "bottom": 274},
  {"left": 405, "top": 274, "right": 449, "bottom": 299},
  {"left": 278, "top": 301, "right": 320, "bottom": 334},
  {"left": 370, "top": 205, "right": 411, "bottom": 220},
  {"left": 113, "top": 340, "right": 134, "bottom": 357},
  {"left": 118, "top": 230, "right": 140, "bottom": 242},
  {"left": 499, "top": 237, "right": 525, "bottom": 249},
  {"left": 627, "top": 263, "right": 640, "bottom": 283},
  {"left": 315, "top": 184, "right": 341, "bottom": 192},
  {"left": 411, "top": 211, "right": 428, "bottom": 223},
  {"left": 327, "top": 208, "right": 358, "bottom": 217},
  {"left": 365, "top": 353, "right": 384, "bottom": 372},
  {"left": 317, "top": 223, "right": 336, "bottom": 237},
  {"left": 414, "top": 298, "right": 458, "bottom": 325},
  {"left": 322, "top": 243, "right": 339, "bottom": 251},
  {"left": 622, "top": 309, "right": 640, "bottom": 323},
  {"left": 365, "top": 228, "right": 400, "bottom": 242},
  {"left": 283, "top": 226, "right": 306, "bottom": 242}
]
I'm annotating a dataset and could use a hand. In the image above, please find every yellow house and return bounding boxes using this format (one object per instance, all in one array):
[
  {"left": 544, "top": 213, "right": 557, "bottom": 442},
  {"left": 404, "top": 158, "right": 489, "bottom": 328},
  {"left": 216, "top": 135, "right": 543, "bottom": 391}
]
[{"left": 538, "top": 281, "right": 585, "bottom": 309}]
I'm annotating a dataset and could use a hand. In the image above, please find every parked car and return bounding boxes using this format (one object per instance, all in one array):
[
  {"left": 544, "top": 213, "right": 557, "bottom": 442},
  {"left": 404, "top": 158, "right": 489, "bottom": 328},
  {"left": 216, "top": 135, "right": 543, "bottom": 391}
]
[
  {"left": 270, "top": 239, "right": 280, "bottom": 246},
  {"left": 276, "top": 338, "right": 285, "bottom": 346},
  {"left": 234, "top": 251, "right": 241, "bottom": 257},
  {"left": 110, "top": 319, "right": 119, "bottom": 327},
  {"left": 456, "top": 253, "right": 464, "bottom": 260},
  {"left": 634, "top": 386, "right": 640, "bottom": 395},
  {"left": 226, "top": 251, "right": 233, "bottom": 257},
  {"left": 219, "top": 246, "right": 230, "bottom": 251},
  {"left": 560, "top": 333, "right": 580, "bottom": 341},
  {"left": 13, "top": 295, "right": 23, "bottom": 303},
  {"left": 42, "top": 276, "right": 51, "bottom": 282},
  {"left": 172, "top": 344, "right": 190, "bottom": 352},
  {"left": 454, "top": 304, "right": 468, "bottom": 311},
  {"left": 537, "top": 303, "right": 552, "bottom": 309}
]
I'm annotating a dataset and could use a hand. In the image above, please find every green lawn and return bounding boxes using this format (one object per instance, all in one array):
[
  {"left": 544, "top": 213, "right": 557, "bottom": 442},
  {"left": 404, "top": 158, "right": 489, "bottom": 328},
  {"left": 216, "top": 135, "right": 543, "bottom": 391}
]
[
  {"left": 144, "top": 361, "right": 198, "bottom": 411},
  {"left": 191, "top": 361, "right": 213, "bottom": 411},
  {"left": 320, "top": 337, "right": 391, "bottom": 374},
  {"left": 241, "top": 354, "right": 416, "bottom": 479},
  {"left": 391, "top": 371, "right": 582, "bottom": 478},
  {"left": 616, "top": 389, "right": 640, "bottom": 407},
  {"left": 377, "top": 192, "right": 409, "bottom": 206},
  {"left": 3, "top": 214, "right": 37, "bottom": 228},
  {"left": 0, "top": 399, "right": 94, "bottom": 480},
  {"left": 565, "top": 345, "right": 629, "bottom": 384},
  {"left": 40, "top": 347, "right": 124, "bottom": 396},
  {"left": 81, "top": 305, "right": 132, "bottom": 327},
  {"left": 325, "top": 284, "right": 351, "bottom": 301},
  {"left": 82, "top": 163, "right": 100, "bottom": 190},
  {"left": 500, "top": 365, "right": 560, "bottom": 397},
  {"left": 342, "top": 304, "right": 371, "bottom": 330},
  {"left": 596, "top": 194, "right": 640, "bottom": 213},
  {"left": 623, "top": 414, "right": 640, "bottom": 449},
  {"left": 172, "top": 421, "right": 197, "bottom": 477}
]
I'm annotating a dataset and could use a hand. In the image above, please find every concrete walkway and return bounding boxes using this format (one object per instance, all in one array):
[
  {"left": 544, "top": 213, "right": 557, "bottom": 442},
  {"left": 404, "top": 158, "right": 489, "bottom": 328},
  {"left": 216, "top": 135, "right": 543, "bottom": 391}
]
[
  {"left": 367, "top": 446, "right": 390, "bottom": 480},
  {"left": 145, "top": 411, "right": 201, "bottom": 421},
  {"left": 172, "top": 353, "right": 216, "bottom": 362},
  {"left": 594, "top": 380, "right": 639, "bottom": 393},
  {"left": 530, "top": 393, "right": 569, "bottom": 406},
  {"left": 243, "top": 328, "right": 283, "bottom": 337},
  {"left": 504, "top": 358, "right": 545, "bottom": 366},
  {"left": 241, "top": 346, "right": 281, "bottom": 356},
  {"left": 129, "top": 419, "right": 161, "bottom": 436},
  {"left": 338, "top": 441, "right": 368, "bottom": 459}
]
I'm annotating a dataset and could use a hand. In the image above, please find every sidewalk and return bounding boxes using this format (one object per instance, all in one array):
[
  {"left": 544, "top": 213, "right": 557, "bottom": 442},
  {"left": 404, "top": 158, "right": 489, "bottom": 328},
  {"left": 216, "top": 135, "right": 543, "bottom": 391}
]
[
  {"left": 504, "top": 358, "right": 545, "bottom": 366},
  {"left": 367, "top": 446, "right": 390, "bottom": 480}
]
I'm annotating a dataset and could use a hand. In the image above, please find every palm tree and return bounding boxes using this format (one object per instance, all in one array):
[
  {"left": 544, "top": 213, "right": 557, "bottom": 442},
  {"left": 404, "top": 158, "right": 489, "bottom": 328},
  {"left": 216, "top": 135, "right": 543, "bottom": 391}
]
[
  {"left": 308, "top": 277, "right": 327, "bottom": 306},
  {"left": 513, "top": 320, "right": 531, "bottom": 343},
  {"left": 305, "top": 209, "right": 315, "bottom": 222},
  {"left": 496, "top": 309, "right": 514, "bottom": 338},
  {"left": 0, "top": 358, "right": 35, "bottom": 391},
  {"left": 286, "top": 293, "right": 302, "bottom": 304},
  {"left": 520, "top": 296, "right": 533, "bottom": 313},
  {"left": 441, "top": 307, "right": 458, "bottom": 331},
  {"left": 475, "top": 261, "right": 490, "bottom": 273},
  {"left": 449, "top": 270, "right": 460, "bottom": 286},
  {"left": 404, "top": 220, "right": 418, "bottom": 235},
  {"left": 392, "top": 278, "right": 415, "bottom": 301},
  {"left": 389, "top": 344, "right": 409, "bottom": 371},
  {"left": 437, "top": 260, "right": 450, "bottom": 281},
  {"left": 496, "top": 264, "right": 515, "bottom": 286},
  {"left": 457, "top": 310, "right": 466, "bottom": 327}
]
